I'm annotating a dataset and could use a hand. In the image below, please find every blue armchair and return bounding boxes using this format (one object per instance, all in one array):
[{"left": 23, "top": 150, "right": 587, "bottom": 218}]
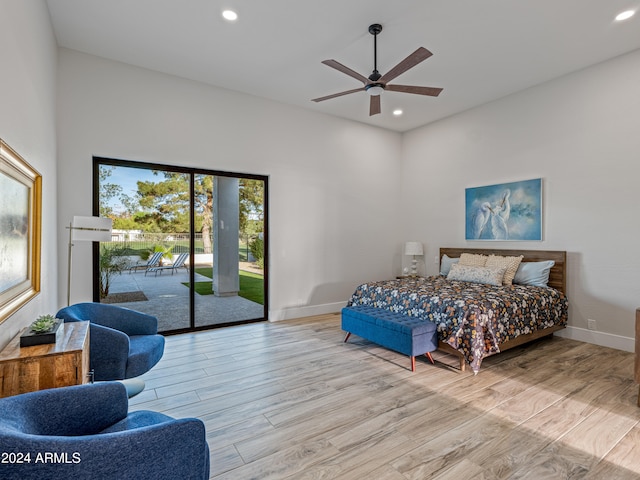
[
  {"left": 56, "top": 303, "right": 165, "bottom": 382},
  {"left": 0, "top": 382, "right": 210, "bottom": 480}
]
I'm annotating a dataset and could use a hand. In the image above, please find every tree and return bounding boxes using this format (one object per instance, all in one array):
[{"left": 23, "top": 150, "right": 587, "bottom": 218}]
[
  {"left": 117, "top": 192, "right": 141, "bottom": 219},
  {"left": 136, "top": 172, "right": 191, "bottom": 232},
  {"left": 136, "top": 172, "right": 213, "bottom": 252},
  {"left": 249, "top": 236, "right": 264, "bottom": 269},
  {"left": 238, "top": 179, "right": 264, "bottom": 264},
  {"left": 195, "top": 174, "right": 213, "bottom": 254},
  {"left": 99, "top": 244, "right": 129, "bottom": 298},
  {"left": 239, "top": 178, "right": 264, "bottom": 234},
  {"left": 108, "top": 170, "right": 265, "bottom": 257},
  {"left": 111, "top": 216, "right": 140, "bottom": 231},
  {"left": 99, "top": 165, "right": 123, "bottom": 218}
]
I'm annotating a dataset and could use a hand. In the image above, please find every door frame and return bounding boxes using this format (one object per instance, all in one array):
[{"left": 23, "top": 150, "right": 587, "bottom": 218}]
[{"left": 92, "top": 157, "right": 269, "bottom": 333}]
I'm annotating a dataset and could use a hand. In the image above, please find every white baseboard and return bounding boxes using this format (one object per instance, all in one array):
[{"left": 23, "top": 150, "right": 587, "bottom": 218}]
[
  {"left": 270, "top": 309, "right": 635, "bottom": 354},
  {"left": 269, "top": 301, "right": 344, "bottom": 321},
  {"left": 555, "top": 326, "right": 634, "bottom": 352}
]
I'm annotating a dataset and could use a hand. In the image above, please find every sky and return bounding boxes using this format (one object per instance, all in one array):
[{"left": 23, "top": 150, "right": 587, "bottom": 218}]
[
  {"left": 107, "top": 165, "right": 157, "bottom": 198},
  {"left": 102, "top": 165, "right": 159, "bottom": 213}
]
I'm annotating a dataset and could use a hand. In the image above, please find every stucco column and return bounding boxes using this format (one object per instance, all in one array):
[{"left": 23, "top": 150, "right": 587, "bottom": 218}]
[{"left": 212, "top": 176, "right": 239, "bottom": 297}]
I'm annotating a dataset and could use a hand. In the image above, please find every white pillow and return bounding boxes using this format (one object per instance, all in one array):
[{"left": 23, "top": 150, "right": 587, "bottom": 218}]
[
  {"left": 459, "top": 253, "right": 488, "bottom": 267},
  {"left": 447, "top": 264, "right": 507, "bottom": 286},
  {"left": 439, "top": 255, "right": 459, "bottom": 276},
  {"left": 485, "top": 254, "right": 524, "bottom": 286},
  {"left": 513, "top": 261, "right": 555, "bottom": 287}
]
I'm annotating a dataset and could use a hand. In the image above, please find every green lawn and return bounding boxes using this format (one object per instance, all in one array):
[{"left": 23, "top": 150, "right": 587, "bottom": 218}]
[{"left": 182, "top": 267, "right": 264, "bottom": 305}]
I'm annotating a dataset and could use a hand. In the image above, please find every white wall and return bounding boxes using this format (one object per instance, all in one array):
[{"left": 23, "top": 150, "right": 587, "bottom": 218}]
[
  {"left": 401, "top": 49, "right": 640, "bottom": 350},
  {"left": 56, "top": 49, "right": 403, "bottom": 319},
  {"left": 7, "top": 4, "right": 634, "bottom": 352},
  {"left": 0, "top": 0, "right": 58, "bottom": 349}
]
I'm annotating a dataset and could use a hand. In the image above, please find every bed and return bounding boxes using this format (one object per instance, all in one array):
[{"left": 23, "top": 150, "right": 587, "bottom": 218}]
[{"left": 346, "top": 248, "right": 568, "bottom": 373}]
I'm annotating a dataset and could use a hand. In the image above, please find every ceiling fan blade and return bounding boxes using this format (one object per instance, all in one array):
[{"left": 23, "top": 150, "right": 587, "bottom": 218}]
[
  {"left": 321, "top": 60, "right": 369, "bottom": 85},
  {"left": 385, "top": 84, "right": 443, "bottom": 96},
  {"left": 369, "top": 95, "right": 381, "bottom": 116},
  {"left": 311, "top": 87, "right": 365, "bottom": 102},
  {"left": 379, "top": 47, "right": 433, "bottom": 84}
]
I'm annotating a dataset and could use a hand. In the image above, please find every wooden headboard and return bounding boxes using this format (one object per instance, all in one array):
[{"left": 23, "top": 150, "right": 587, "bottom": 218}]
[{"left": 439, "top": 247, "right": 567, "bottom": 294}]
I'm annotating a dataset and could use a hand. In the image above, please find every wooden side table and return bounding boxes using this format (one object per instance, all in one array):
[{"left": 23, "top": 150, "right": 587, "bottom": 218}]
[{"left": 0, "top": 321, "right": 90, "bottom": 398}]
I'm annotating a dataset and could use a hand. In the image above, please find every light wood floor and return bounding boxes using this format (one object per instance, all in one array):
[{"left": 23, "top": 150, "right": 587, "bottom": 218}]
[{"left": 130, "top": 314, "right": 640, "bottom": 479}]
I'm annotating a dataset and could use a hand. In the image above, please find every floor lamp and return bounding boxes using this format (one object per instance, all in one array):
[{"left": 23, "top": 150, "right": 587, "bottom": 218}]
[{"left": 67, "top": 216, "right": 113, "bottom": 306}]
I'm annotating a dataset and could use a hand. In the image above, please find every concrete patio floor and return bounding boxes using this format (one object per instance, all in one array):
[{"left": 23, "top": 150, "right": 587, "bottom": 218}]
[{"left": 107, "top": 267, "right": 265, "bottom": 332}]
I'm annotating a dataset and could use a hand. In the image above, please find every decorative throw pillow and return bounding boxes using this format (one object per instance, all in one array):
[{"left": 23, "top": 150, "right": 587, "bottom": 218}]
[
  {"left": 439, "top": 255, "right": 459, "bottom": 276},
  {"left": 513, "top": 260, "right": 555, "bottom": 287},
  {"left": 485, "top": 254, "right": 524, "bottom": 286},
  {"left": 447, "top": 264, "right": 507, "bottom": 286},
  {"left": 459, "top": 253, "right": 488, "bottom": 267}
]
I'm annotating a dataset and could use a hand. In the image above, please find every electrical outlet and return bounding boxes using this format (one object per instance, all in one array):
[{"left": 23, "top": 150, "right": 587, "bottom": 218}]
[
  {"left": 587, "top": 319, "right": 597, "bottom": 331},
  {"left": 434, "top": 255, "right": 439, "bottom": 264}
]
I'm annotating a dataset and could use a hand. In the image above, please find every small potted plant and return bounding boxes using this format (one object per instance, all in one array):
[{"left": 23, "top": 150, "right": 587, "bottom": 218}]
[{"left": 20, "top": 314, "right": 63, "bottom": 347}]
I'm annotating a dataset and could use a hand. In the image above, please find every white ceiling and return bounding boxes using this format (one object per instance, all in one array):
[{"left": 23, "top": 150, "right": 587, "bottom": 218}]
[{"left": 45, "top": 0, "right": 640, "bottom": 132}]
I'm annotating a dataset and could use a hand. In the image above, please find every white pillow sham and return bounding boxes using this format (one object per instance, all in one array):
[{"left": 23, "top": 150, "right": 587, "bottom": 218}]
[
  {"left": 447, "top": 264, "right": 507, "bottom": 286},
  {"left": 513, "top": 260, "right": 555, "bottom": 287},
  {"left": 458, "top": 253, "right": 488, "bottom": 267},
  {"left": 485, "top": 254, "right": 524, "bottom": 286},
  {"left": 439, "top": 255, "right": 459, "bottom": 276}
]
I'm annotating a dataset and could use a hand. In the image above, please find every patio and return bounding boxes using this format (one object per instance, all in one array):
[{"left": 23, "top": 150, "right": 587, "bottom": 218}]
[{"left": 106, "top": 266, "right": 265, "bottom": 332}]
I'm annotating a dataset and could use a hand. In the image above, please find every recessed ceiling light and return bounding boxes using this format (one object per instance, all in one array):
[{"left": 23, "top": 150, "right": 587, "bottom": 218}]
[
  {"left": 393, "top": 109, "right": 403, "bottom": 116},
  {"left": 615, "top": 10, "right": 635, "bottom": 21},
  {"left": 222, "top": 10, "right": 238, "bottom": 21}
]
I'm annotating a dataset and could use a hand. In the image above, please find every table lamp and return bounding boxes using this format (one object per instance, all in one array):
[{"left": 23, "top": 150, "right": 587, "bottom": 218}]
[{"left": 404, "top": 241, "right": 423, "bottom": 277}]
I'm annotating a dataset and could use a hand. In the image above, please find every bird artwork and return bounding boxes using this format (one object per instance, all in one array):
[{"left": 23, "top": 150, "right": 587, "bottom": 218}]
[
  {"left": 489, "top": 189, "right": 511, "bottom": 239},
  {"left": 471, "top": 202, "right": 493, "bottom": 239},
  {"left": 465, "top": 179, "right": 542, "bottom": 242},
  {"left": 469, "top": 189, "right": 512, "bottom": 240}
]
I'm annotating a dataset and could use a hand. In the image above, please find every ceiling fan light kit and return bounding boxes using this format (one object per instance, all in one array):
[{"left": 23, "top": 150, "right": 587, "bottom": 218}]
[
  {"left": 365, "top": 84, "right": 384, "bottom": 96},
  {"left": 312, "top": 23, "right": 442, "bottom": 116}
]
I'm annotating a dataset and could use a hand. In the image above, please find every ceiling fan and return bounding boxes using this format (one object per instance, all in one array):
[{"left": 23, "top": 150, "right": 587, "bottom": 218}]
[{"left": 312, "top": 24, "right": 443, "bottom": 116}]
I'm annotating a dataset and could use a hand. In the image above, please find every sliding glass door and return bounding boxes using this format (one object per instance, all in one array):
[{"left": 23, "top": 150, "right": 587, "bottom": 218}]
[{"left": 94, "top": 158, "right": 267, "bottom": 333}]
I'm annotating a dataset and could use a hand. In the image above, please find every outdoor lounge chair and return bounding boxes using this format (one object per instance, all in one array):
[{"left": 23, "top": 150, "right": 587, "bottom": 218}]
[
  {"left": 146, "top": 252, "right": 189, "bottom": 276},
  {"left": 127, "top": 250, "right": 163, "bottom": 273}
]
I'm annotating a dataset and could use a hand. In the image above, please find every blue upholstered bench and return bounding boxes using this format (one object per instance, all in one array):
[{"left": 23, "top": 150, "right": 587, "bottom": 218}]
[{"left": 341, "top": 305, "right": 438, "bottom": 371}]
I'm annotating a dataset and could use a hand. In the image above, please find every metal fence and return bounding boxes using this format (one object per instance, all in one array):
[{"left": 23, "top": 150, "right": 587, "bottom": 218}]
[{"left": 106, "top": 231, "right": 212, "bottom": 254}]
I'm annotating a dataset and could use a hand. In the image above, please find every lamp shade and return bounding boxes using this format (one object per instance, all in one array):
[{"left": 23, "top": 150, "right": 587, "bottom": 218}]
[
  {"left": 404, "top": 241, "right": 423, "bottom": 256},
  {"left": 72, "top": 216, "right": 112, "bottom": 242}
]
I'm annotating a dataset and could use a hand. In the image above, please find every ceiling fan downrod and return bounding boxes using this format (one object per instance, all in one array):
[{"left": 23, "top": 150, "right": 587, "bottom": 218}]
[{"left": 368, "top": 24, "right": 382, "bottom": 82}]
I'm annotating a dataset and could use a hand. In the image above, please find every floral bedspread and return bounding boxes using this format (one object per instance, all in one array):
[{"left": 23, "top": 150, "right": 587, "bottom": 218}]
[{"left": 346, "top": 276, "right": 568, "bottom": 373}]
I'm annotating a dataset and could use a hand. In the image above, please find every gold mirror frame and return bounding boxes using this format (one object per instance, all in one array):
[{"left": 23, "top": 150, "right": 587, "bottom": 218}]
[{"left": 0, "top": 139, "right": 42, "bottom": 323}]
